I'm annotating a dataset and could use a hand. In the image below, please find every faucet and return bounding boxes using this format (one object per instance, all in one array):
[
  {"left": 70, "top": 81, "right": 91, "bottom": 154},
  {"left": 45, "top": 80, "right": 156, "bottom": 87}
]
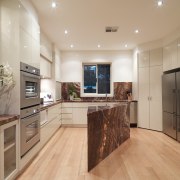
[{"left": 105, "top": 93, "right": 108, "bottom": 102}]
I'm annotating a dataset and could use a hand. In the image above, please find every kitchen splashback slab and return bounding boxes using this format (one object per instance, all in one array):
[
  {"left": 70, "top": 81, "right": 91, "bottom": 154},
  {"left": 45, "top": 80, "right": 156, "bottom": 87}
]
[{"left": 61, "top": 82, "right": 132, "bottom": 100}]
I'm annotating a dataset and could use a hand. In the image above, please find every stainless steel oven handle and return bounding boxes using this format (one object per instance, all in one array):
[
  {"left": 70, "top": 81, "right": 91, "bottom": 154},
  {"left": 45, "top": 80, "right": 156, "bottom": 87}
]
[
  {"left": 21, "top": 113, "right": 40, "bottom": 125},
  {"left": 21, "top": 71, "right": 40, "bottom": 79}
]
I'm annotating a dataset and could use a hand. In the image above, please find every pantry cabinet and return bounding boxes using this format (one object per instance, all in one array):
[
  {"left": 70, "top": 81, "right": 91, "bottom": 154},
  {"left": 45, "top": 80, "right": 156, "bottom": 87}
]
[
  {"left": 19, "top": 2, "right": 40, "bottom": 68},
  {"left": 163, "top": 39, "right": 179, "bottom": 72},
  {"left": 138, "top": 48, "right": 163, "bottom": 131},
  {"left": 0, "top": 120, "right": 19, "bottom": 180},
  {"left": 40, "top": 33, "right": 53, "bottom": 62}
]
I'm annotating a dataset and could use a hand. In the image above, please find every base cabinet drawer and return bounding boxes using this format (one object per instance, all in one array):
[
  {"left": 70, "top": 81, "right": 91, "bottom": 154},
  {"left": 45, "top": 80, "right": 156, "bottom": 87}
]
[
  {"left": 61, "top": 113, "right": 72, "bottom": 119},
  {"left": 61, "top": 108, "right": 72, "bottom": 114}
]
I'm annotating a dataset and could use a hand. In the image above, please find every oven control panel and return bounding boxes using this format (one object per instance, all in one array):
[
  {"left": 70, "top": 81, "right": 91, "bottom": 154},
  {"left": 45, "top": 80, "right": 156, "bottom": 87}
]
[
  {"left": 20, "top": 62, "right": 40, "bottom": 76},
  {"left": 21, "top": 105, "right": 40, "bottom": 119}
]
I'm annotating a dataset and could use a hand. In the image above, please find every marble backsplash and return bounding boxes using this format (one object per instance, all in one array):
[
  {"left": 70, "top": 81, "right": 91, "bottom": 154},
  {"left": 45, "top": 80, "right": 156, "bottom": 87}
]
[{"left": 61, "top": 82, "right": 132, "bottom": 100}]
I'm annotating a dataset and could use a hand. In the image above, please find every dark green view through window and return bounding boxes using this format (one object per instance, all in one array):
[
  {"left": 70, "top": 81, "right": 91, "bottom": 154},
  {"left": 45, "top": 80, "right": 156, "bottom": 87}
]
[{"left": 83, "top": 64, "right": 110, "bottom": 94}]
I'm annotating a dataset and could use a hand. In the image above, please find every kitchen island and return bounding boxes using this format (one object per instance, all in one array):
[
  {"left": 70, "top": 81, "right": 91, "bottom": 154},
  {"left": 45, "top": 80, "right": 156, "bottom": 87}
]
[{"left": 87, "top": 102, "right": 130, "bottom": 171}]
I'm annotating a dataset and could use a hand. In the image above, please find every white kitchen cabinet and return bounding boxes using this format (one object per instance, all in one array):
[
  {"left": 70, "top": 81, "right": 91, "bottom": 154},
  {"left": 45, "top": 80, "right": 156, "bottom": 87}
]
[
  {"left": 138, "top": 67, "right": 149, "bottom": 129},
  {"left": 73, "top": 103, "right": 88, "bottom": 125},
  {"left": 32, "top": 38, "right": 40, "bottom": 69},
  {"left": 19, "top": 2, "right": 40, "bottom": 69},
  {"left": 19, "top": 28, "right": 32, "bottom": 63},
  {"left": 19, "top": 3, "right": 32, "bottom": 36},
  {"left": 138, "top": 48, "right": 163, "bottom": 131},
  {"left": 40, "top": 33, "right": 53, "bottom": 62},
  {"left": 0, "top": 120, "right": 19, "bottom": 180},
  {"left": 149, "top": 66, "right": 162, "bottom": 131},
  {"left": 138, "top": 51, "right": 149, "bottom": 68},
  {"left": 32, "top": 19, "right": 40, "bottom": 42},
  {"left": 40, "top": 56, "right": 52, "bottom": 78},
  {"left": 61, "top": 103, "right": 73, "bottom": 125},
  {"left": 163, "top": 39, "right": 179, "bottom": 71},
  {"left": 178, "top": 38, "right": 180, "bottom": 67},
  {"left": 55, "top": 48, "right": 61, "bottom": 82},
  {"left": 40, "top": 103, "right": 61, "bottom": 148}
]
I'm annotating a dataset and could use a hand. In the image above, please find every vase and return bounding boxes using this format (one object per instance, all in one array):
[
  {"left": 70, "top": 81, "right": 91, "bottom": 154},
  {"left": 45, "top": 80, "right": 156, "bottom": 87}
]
[{"left": 69, "top": 95, "right": 73, "bottom": 101}]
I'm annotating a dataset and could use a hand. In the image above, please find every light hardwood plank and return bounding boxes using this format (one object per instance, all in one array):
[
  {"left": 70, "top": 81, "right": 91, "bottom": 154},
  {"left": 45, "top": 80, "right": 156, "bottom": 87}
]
[{"left": 17, "top": 128, "right": 180, "bottom": 180}]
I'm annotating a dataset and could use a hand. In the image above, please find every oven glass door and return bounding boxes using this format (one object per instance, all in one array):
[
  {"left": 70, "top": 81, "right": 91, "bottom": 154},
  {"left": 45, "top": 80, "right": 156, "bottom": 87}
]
[
  {"left": 21, "top": 113, "right": 40, "bottom": 157},
  {"left": 25, "top": 81, "right": 38, "bottom": 98},
  {"left": 26, "top": 120, "right": 39, "bottom": 142}
]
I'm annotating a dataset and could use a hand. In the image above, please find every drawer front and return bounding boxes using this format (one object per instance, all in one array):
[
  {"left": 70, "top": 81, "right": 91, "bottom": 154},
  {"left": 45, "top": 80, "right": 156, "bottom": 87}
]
[
  {"left": 62, "top": 108, "right": 73, "bottom": 114},
  {"left": 73, "top": 103, "right": 89, "bottom": 108},
  {"left": 62, "top": 103, "right": 73, "bottom": 108},
  {"left": 62, "top": 119, "right": 73, "bottom": 125},
  {"left": 62, "top": 113, "right": 72, "bottom": 119}
]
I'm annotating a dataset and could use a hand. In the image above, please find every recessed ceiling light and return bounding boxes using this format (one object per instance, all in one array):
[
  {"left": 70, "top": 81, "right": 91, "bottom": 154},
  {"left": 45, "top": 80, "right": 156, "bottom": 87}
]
[
  {"left": 70, "top": 44, "right": 74, "bottom": 48},
  {"left": 51, "top": 2, "right": 57, "bottom": 8},
  {"left": 64, "top": 30, "right": 68, "bottom": 34},
  {"left": 134, "top": 29, "right": 139, "bottom": 34},
  {"left": 97, "top": 44, "right": 101, "bottom": 48},
  {"left": 157, "top": 0, "right": 163, "bottom": 7}
]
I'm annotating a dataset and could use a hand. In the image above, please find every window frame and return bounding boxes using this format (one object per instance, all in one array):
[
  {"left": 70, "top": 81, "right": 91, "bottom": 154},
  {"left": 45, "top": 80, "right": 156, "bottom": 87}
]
[{"left": 81, "top": 62, "right": 113, "bottom": 97}]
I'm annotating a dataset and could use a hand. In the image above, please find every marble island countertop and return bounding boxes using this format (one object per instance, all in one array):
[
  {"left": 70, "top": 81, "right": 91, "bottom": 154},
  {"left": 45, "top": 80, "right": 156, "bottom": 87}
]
[
  {"left": 87, "top": 102, "right": 129, "bottom": 115},
  {"left": 0, "top": 114, "right": 20, "bottom": 126}
]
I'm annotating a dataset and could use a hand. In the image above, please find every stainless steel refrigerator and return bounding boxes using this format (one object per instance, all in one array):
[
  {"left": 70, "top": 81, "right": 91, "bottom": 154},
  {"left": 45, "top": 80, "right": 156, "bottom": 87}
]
[{"left": 162, "top": 71, "right": 180, "bottom": 142}]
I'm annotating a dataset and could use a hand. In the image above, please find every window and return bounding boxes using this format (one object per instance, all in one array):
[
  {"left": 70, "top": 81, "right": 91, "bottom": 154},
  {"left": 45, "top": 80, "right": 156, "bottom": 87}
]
[{"left": 83, "top": 64, "right": 111, "bottom": 94}]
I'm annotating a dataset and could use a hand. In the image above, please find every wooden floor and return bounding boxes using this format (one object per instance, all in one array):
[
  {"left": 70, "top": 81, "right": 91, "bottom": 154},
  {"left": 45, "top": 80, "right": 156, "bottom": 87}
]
[{"left": 17, "top": 128, "right": 180, "bottom": 180}]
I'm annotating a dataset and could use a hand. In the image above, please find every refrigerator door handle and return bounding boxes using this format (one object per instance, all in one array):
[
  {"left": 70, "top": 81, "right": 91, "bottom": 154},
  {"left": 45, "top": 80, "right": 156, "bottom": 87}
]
[
  {"left": 173, "top": 114, "right": 177, "bottom": 130},
  {"left": 173, "top": 89, "right": 176, "bottom": 114}
]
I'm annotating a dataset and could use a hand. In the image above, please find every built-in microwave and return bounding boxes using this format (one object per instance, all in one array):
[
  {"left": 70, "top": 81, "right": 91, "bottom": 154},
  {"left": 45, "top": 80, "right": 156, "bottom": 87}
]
[{"left": 20, "top": 62, "right": 40, "bottom": 108}]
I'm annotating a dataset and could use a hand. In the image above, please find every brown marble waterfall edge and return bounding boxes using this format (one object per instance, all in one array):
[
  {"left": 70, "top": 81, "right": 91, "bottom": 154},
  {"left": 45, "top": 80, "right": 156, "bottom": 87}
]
[{"left": 87, "top": 103, "right": 130, "bottom": 171}]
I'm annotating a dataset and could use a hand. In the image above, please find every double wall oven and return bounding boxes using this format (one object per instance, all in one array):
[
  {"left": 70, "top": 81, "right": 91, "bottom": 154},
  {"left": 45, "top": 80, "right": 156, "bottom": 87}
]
[{"left": 20, "top": 62, "right": 40, "bottom": 157}]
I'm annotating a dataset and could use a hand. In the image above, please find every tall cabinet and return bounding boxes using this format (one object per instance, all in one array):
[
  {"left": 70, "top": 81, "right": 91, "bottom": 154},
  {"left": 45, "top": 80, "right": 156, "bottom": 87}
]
[{"left": 138, "top": 48, "right": 163, "bottom": 131}]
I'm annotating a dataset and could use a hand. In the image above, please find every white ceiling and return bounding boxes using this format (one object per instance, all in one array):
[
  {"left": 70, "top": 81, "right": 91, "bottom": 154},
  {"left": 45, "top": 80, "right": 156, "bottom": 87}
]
[{"left": 30, "top": 0, "right": 180, "bottom": 50}]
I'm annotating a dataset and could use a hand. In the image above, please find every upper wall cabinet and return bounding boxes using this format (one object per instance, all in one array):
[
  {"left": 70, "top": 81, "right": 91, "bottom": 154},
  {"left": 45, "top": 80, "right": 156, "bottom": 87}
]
[
  {"left": 19, "top": 4, "right": 32, "bottom": 35},
  {"left": 150, "top": 48, "right": 163, "bottom": 66},
  {"left": 163, "top": 39, "right": 179, "bottom": 72},
  {"left": 55, "top": 49, "right": 61, "bottom": 82},
  {"left": 178, "top": 38, "right": 180, "bottom": 68},
  {"left": 19, "top": 2, "right": 40, "bottom": 68},
  {"left": 40, "top": 33, "right": 52, "bottom": 62},
  {"left": 40, "top": 56, "right": 52, "bottom": 78},
  {"left": 138, "top": 51, "right": 149, "bottom": 68}
]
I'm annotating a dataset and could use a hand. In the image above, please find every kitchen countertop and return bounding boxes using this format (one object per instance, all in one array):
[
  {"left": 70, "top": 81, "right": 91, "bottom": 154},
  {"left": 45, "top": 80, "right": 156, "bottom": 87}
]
[
  {"left": 40, "top": 101, "right": 62, "bottom": 111},
  {"left": 0, "top": 114, "right": 20, "bottom": 126},
  {"left": 40, "top": 99, "right": 137, "bottom": 110},
  {"left": 87, "top": 102, "right": 129, "bottom": 115}
]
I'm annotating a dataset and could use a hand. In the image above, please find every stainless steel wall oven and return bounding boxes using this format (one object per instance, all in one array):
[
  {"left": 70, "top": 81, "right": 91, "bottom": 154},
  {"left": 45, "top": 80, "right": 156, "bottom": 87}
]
[
  {"left": 20, "top": 105, "right": 40, "bottom": 157},
  {"left": 20, "top": 62, "right": 40, "bottom": 108},
  {"left": 20, "top": 62, "right": 40, "bottom": 157}
]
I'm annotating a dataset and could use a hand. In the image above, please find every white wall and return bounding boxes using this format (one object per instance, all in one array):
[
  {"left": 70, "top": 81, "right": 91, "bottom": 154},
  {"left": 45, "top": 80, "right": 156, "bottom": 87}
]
[{"left": 61, "top": 50, "right": 133, "bottom": 82}]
